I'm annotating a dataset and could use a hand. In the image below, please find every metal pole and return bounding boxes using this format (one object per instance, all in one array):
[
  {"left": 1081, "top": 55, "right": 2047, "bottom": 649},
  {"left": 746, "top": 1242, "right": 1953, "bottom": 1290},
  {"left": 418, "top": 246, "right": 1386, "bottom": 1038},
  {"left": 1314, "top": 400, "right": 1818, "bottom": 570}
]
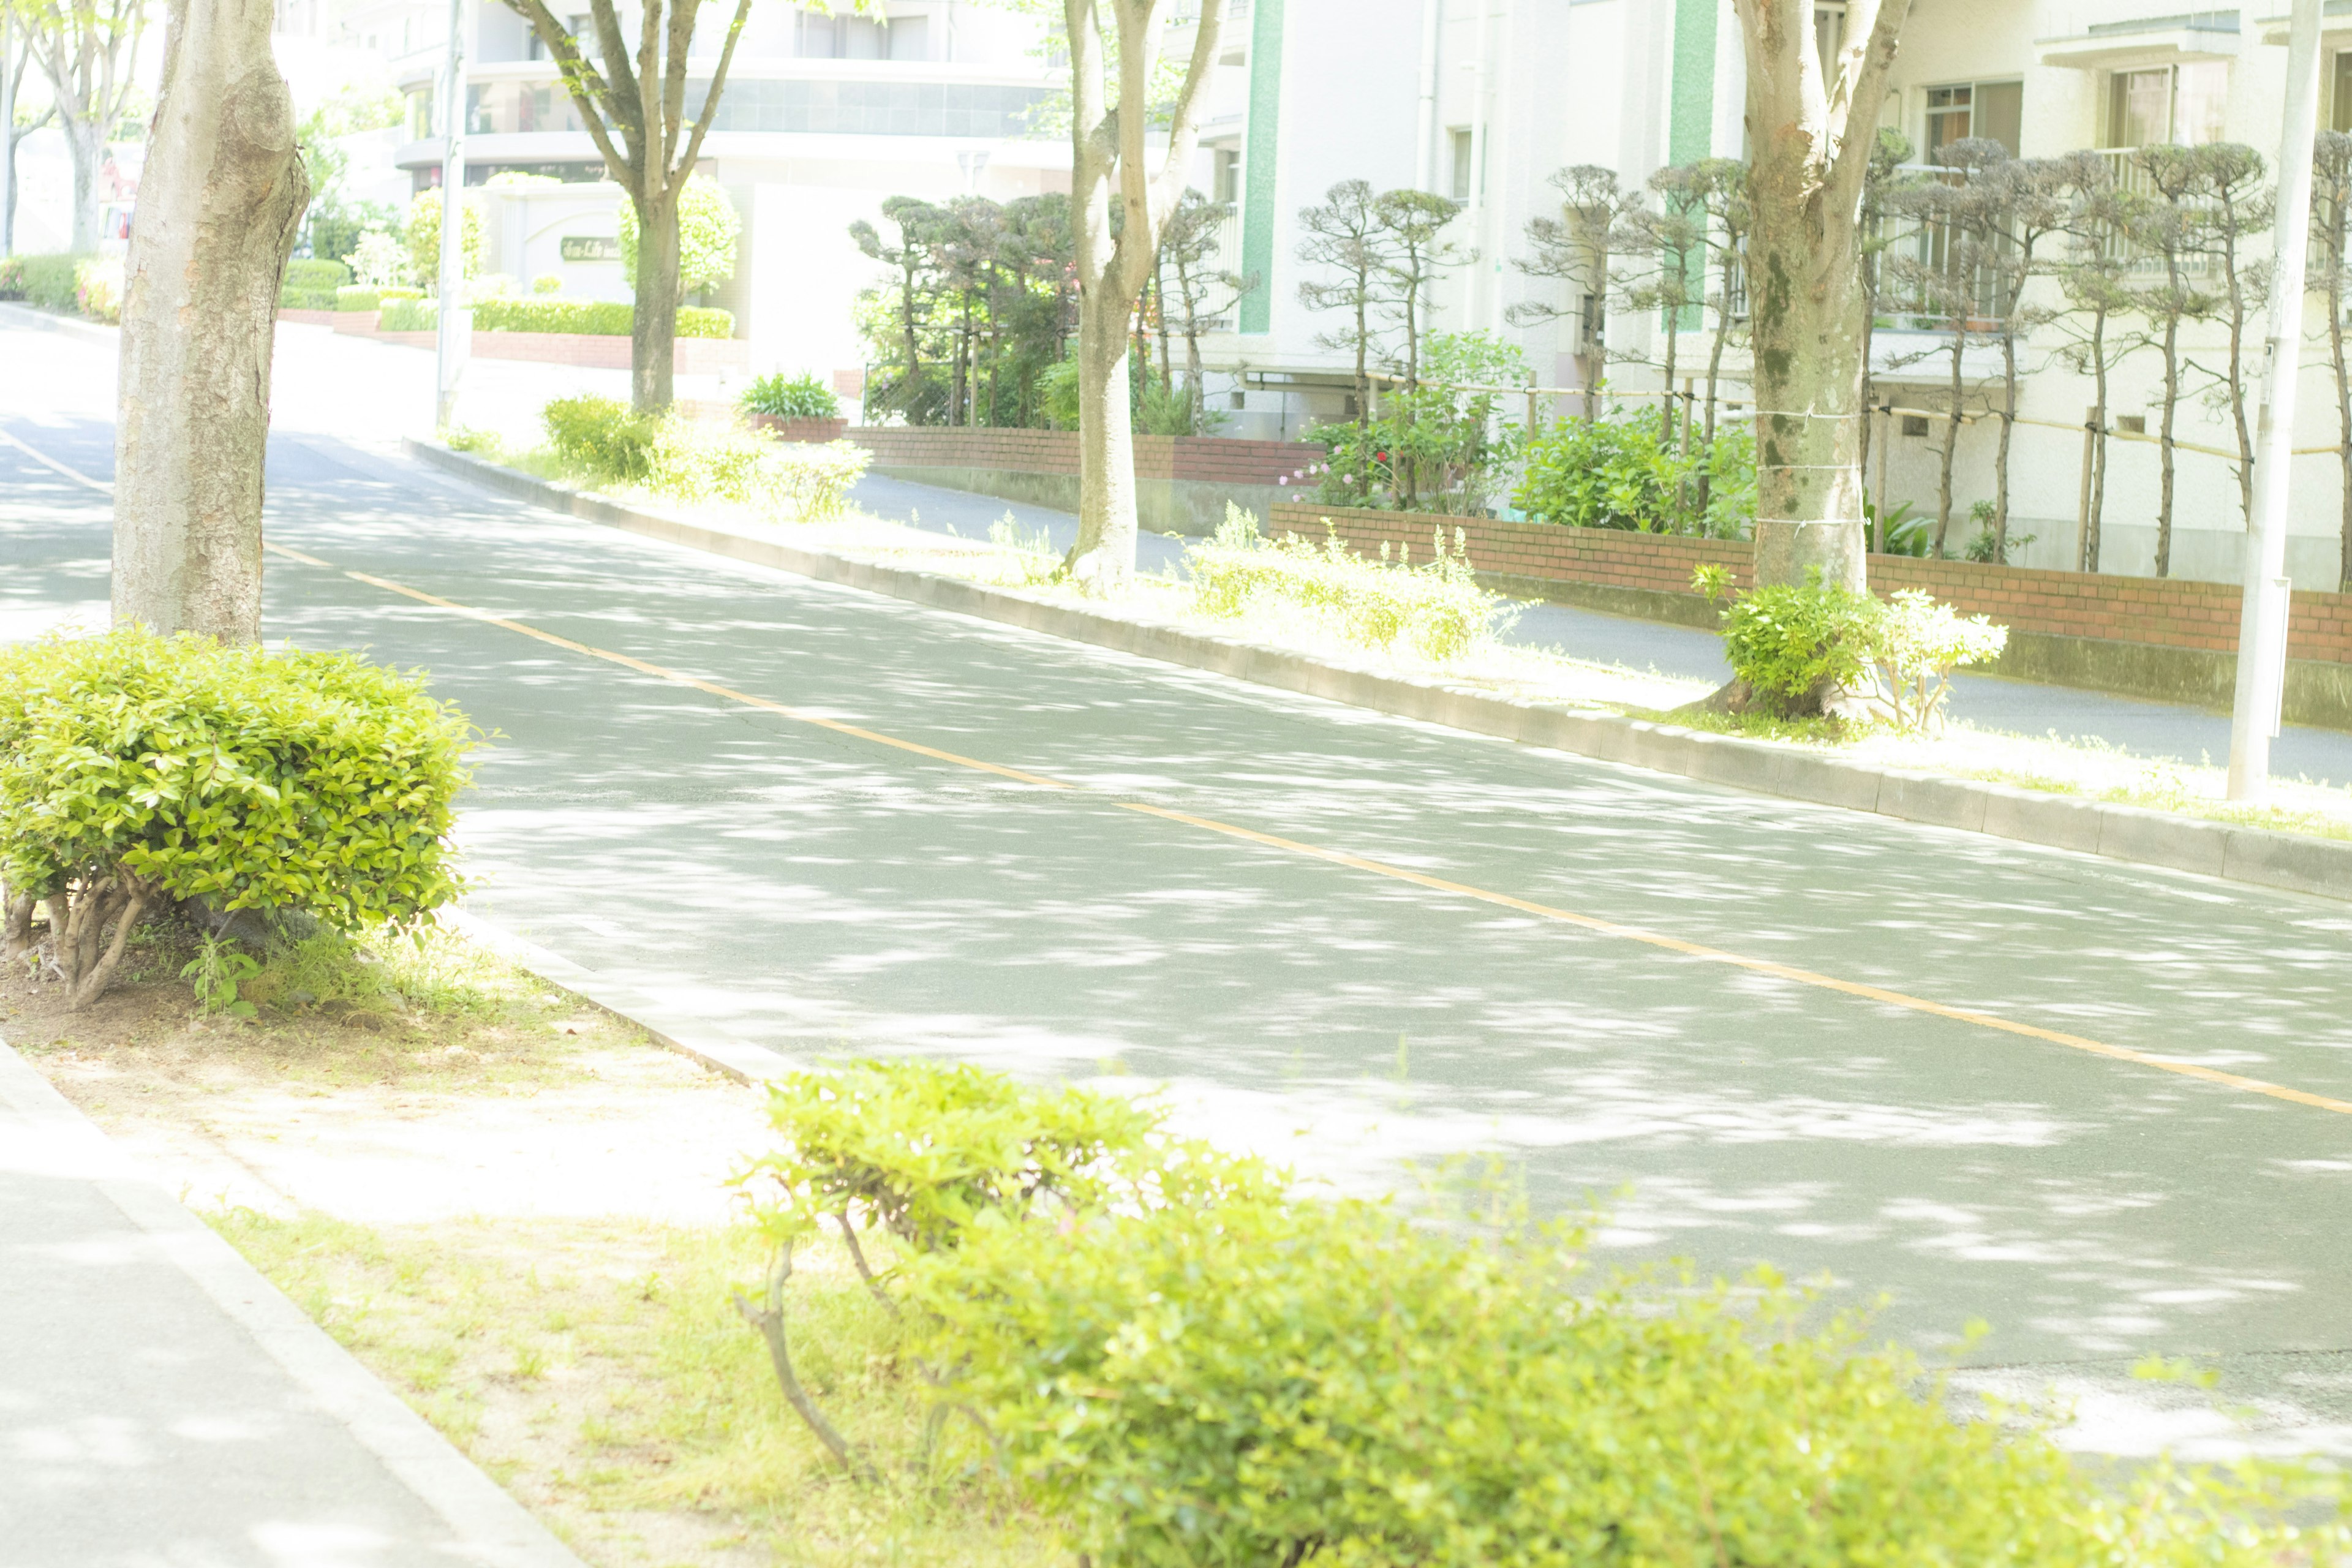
[
  {"left": 2227, "top": 0, "right": 2323, "bottom": 801},
  {"left": 1, "top": 8, "right": 15, "bottom": 259},
  {"left": 433, "top": 0, "right": 469, "bottom": 431}
]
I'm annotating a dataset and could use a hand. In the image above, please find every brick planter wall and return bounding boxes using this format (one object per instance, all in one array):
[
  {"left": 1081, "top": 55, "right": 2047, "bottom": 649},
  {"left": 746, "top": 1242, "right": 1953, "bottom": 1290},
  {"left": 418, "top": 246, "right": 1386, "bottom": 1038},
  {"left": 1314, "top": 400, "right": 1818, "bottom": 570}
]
[
  {"left": 330, "top": 312, "right": 745, "bottom": 374},
  {"left": 751, "top": 414, "right": 849, "bottom": 442},
  {"left": 848, "top": 426, "right": 1324, "bottom": 486},
  {"left": 1267, "top": 502, "right": 2352, "bottom": 668}
]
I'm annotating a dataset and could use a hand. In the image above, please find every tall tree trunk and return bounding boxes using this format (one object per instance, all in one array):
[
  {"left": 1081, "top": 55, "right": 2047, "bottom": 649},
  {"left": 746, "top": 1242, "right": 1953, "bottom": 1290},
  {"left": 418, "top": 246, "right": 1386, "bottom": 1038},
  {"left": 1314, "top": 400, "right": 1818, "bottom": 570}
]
[
  {"left": 2157, "top": 312, "right": 2180, "bottom": 579},
  {"left": 2334, "top": 274, "right": 2351, "bottom": 589},
  {"left": 1994, "top": 332, "right": 2017, "bottom": 563},
  {"left": 67, "top": 114, "right": 103, "bottom": 251},
  {"left": 1733, "top": 0, "right": 1912, "bottom": 593},
  {"left": 630, "top": 188, "right": 680, "bottom": 414},
  {"left": 1074, "top": 276, "right": 1139, "bottom": 587},
  {"left": 2086, "top": 309, "right": 2109, "bottom": 573},
  {"left": 113, "top": 0, "right": 309, "bottom": 644},
  {"left": 1933, "top": 334, "right": 1962, "bottom": 558}
]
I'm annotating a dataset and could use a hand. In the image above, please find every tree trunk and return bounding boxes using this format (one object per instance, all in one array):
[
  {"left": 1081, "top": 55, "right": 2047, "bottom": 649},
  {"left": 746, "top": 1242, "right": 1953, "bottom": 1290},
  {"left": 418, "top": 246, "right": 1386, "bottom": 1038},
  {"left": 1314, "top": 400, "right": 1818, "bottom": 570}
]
[
  {"left": 67, "top": 113, "right": 103, "bottom": 252},
  {"left": 113, "top": 0, "right": 309, "bottom": 644},
  {"left": 630, "top": 187, "right": 680, "bottom": 415},
  {"left": 2086, "top": 311, "right": 2109, "bottom": 573},
  {"left": 1735, "top": 0, "right": 1909, "bottom": 592},
  {"left": 1070, "top": 277, "right": 1139, "bottom": 594},
  {"left": 2334, "top": 282, "right": 2351, "bottom": 589},
  {"left": 2157, "top": 314, "right": 2180, "bottom": 578},
  {"left": 1994, "top": 334, "right": 2017, "bottom": 563},
  {"left": 1932, "top": 334, "right": 1962, "bottom": 557}
]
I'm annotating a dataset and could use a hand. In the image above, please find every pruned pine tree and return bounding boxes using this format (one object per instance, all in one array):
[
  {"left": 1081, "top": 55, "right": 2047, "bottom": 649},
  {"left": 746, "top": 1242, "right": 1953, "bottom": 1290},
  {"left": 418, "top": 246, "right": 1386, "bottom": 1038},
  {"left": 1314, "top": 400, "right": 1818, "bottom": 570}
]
[
  {"left": 1060, "top": 0, "right": 1229, "bottom": 597},
  {"left": 2315, "top": 131, "right": 2352, "bottom": 589},
  {"left": 1372, "top": 189, "right": 1469, "bottom": 394},
  {"left": 1618, "top": 164, "right": 1713, "bottom": 449},
  {"left": 1980, "top": 154, "right": 2070, "bottom": 565},
  {"left": 851, "top": 196, "right": 944, "bottom": 424},
  {"left": 1857, "top": 129, "right": 1916, "bottom": 532},
  {"left": 1163, "top": 187, "right": 1252, "bottom": 434},
  {"left": 1297, "top": 179, "right": 1389, "bottom": 440},
  {"left": 21, "top": 0, "right": 145, "bottom": 252},
  {"left": 1507, "top": 165, "right": 1627, "bottom": 421},
  {"left": 1691, "top": 157, "right": 1751, "bottom": 450},
  {"left": 1886, "top": 139, "right": 2005, "bottom": 558},
  {"left": 2180, "top": 142, "right": 2272, "bottom": 526},
  {"left": 1730, "top": 0, "right": 1915, "bottom": 591},
  {"left": 2046, "top": 151, "right": 2143, "bottom": 575},
  {"left": 502, "top": 0, "right": 773, "bottom": 415},
  {"left": 113, "top": 0, "right": 309, "bottom": 644},
  {"left": 2127, "top": 145, "right": 2220, "bottom": 579}
]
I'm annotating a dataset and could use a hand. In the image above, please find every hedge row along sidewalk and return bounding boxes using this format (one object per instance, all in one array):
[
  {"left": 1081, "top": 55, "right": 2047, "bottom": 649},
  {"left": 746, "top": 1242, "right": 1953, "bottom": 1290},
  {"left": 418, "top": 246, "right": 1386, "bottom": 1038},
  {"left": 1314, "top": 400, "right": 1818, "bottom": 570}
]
[{"left": 404, "top": 438, "right": 2352, "bottom": 906}]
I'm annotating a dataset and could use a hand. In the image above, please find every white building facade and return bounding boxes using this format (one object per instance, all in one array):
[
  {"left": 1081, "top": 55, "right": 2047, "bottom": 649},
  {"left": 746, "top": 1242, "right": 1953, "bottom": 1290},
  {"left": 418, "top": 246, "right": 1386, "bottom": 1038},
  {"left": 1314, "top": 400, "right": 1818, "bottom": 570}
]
[{"left": 1193, "top": 0, "right": 2352, "bottom": 588}]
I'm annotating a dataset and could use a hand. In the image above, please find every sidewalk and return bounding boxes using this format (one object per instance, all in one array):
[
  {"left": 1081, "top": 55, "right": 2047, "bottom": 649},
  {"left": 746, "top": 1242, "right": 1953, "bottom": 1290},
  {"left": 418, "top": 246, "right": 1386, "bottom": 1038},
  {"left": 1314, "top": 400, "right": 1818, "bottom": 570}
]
[
  {"left": 0, "top": 1040, "right": 584, "bottom": 1568},
  {"left": 848, "top": 472, "right": 2352, "bottom": 785}
]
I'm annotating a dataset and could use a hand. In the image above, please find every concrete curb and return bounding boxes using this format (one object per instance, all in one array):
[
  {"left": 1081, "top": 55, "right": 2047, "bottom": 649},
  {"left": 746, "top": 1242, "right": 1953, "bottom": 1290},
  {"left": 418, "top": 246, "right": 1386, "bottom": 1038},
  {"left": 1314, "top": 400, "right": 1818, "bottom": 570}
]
[
  {"left": 403, "top": 437, "right": 2352, "bottom": 906},
  {"left": 0, "top": 1037, "right": 589, "bottom": 1568},
  {"left": 0, "top": 300, "right": 121, "bottom": 347}
]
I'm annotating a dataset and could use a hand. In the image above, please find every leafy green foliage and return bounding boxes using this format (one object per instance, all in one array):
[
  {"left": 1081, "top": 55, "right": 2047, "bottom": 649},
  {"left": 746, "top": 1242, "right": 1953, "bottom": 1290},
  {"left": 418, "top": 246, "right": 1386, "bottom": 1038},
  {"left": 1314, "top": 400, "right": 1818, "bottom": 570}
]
[
  {"left": 335, "top": 284, "right": 383, "bottom": 312},
  {"left": 542, "top": 395, "right": 655, "bottom": 484},
  {"left": 1719, "top": 578, "right": 1877, "bottom": 707},
  {"left": 907, "top": 1191, "right": 2350, "bottom": 1568},
  {"left": 617, "top": 174, "right": 742, "bottom": 301},
  {"left": 74, "top": 257, "right": 123, "bottom": 324},
  {"left": 1186, "top": 505, "right": 1510, "bottom": 663},
  {"left": 736, "top": 1058, "right": 1226, "bottom": 1256},
  {"left": 468, "top": 298, "right": 733, "bottom": 338},
  {"left": 0, "top": 254, "right": 91, "bottom": 312},
  {"left": 1514, "top": 410, "right": 1754, "bottom": 538},
  {"left": 1309, "top": 333, "right": 1529, "bottom": 515},
  {"left": 183, "top": 932, "right": 261, "bottom": 1017},
  {"left": 278, "top": 257, "right": 352, "bottom": 310},
  {"left": 0, "top": 630, "right": 475, "bottom": 928},
  {"left": 1859, "top": 588, "right": 2011, "bottom": 731},
  {"left": 403, "top": 192, "right": 484, "bottom": 290},
  {"left": 377, "top": 297, "right": 434, "bottom": 331},
  {"left": 740, "top": 372, "right": 842, "bottom": 421}
]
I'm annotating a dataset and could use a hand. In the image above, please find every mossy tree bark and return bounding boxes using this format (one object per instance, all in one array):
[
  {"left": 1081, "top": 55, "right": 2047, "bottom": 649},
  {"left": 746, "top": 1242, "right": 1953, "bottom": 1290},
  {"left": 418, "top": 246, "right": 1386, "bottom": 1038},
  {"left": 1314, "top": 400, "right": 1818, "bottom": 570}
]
[
  {"left": 505, "top": 0, "right": 754, "bottom": 416},
  {"left": 1063, "top": 0, "right": 1227, "bottom": 597},
  {"left": 1732, "top": 0, "right": 1912, "bottom": 590},
  {"left": 113, "top": 0, "right": 309, "bottom": 644}
]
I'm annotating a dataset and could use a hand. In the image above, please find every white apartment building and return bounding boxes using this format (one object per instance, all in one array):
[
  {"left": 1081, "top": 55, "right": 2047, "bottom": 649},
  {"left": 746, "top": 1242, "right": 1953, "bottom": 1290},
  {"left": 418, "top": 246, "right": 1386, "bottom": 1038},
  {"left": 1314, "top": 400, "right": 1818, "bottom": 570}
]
[
  {"left": 1194, "top": 1, "right": 2350, "bottom": 587},
  {"left": 339, "top": 0, "right": 1065, "bottom": 397}
]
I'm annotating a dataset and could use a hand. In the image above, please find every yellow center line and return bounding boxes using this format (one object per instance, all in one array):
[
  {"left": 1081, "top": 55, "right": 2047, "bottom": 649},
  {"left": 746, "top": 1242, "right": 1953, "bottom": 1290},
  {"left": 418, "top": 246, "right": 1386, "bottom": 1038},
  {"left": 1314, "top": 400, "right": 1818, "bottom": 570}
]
[{"left": 264, "top": 547, "right": 2352, "bottom": 1120}]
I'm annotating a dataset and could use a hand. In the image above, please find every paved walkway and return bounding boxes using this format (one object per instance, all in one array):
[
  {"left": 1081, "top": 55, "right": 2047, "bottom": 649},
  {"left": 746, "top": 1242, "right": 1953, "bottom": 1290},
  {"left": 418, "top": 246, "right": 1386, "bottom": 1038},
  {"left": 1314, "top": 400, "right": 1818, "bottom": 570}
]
[
  {"left": 0, "top": 1044, "right": 584, "bottom": 1567},
  {"left": 8, "top": 318, "right": 2352, "bottom": 1458}
]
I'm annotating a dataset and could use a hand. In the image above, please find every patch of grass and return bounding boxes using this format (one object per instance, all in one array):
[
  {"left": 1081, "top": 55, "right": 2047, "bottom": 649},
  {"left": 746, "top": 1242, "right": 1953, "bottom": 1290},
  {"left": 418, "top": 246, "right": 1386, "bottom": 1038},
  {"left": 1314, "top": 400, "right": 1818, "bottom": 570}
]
[{"left": 208, "top": 1210, "right": 1054, "bottom": 1568}]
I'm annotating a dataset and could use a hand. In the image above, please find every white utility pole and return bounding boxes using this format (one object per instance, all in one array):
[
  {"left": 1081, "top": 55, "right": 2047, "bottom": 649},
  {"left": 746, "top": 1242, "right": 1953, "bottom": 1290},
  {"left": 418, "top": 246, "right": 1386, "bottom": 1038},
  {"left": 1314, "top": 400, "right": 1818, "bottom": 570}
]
[
  {"left": 1, "top": 7, "right": 15, "bottom": 259},
  {"left": 433, "top": 0, "right": 470, "bottom": 430},
  {"left": 2227, "top": 0, "right": 2323, "bottom": 801},
  {"left": 1412, "top": 0, "right": 1441, "bottom": 194}
]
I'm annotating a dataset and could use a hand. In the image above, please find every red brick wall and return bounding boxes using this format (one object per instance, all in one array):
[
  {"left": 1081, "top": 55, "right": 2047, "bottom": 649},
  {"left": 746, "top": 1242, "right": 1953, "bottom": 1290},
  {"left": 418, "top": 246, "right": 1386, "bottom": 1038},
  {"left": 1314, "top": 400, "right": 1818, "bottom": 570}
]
[
  {"left": 848, "top": 427, "right": 1325, "bottom": 486},
  {"left": 1268, "top": 503, "right": 2352, "bottom": 666},
  {"left": 327, "top": 314, "right": 742, "bottom": 373}
]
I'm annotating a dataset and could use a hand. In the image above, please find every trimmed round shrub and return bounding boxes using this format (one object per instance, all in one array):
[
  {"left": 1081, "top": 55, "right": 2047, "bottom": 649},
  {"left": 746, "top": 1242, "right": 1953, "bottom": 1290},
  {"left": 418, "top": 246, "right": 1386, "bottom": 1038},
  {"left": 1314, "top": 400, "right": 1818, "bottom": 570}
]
[
  {"left": 541, "top": 393, "right": 654, "bottom": 483},
  {"left": 0, "top": 631, "right": 475, "bottom": 1006}
]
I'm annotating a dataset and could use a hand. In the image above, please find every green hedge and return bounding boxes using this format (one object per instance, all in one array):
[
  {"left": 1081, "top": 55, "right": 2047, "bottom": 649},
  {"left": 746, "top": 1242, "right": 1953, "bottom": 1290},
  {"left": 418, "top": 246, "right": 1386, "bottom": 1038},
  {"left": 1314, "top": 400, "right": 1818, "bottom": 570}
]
[
  {"left": 470, "top": 298, "right": 734, "bottom": 339},
  {"left": 336, "top": 285, "right": 382, "bottom": 312},
  {"left": 279, "top": 258, "right": 351, "bottom": 311},
  {"left": 0, "top": 254, "right": 93, "bottom": 314},
  {"left": 378, "top": 297, "right": 434, "bottom": 331}
]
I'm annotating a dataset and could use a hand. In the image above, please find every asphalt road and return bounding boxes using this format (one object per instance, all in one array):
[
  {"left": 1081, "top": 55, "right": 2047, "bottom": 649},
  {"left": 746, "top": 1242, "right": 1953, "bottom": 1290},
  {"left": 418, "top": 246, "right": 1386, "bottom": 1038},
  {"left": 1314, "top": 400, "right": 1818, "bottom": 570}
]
[{"left": 7, "top": 318, "right": 2352, "bottom": 1454}]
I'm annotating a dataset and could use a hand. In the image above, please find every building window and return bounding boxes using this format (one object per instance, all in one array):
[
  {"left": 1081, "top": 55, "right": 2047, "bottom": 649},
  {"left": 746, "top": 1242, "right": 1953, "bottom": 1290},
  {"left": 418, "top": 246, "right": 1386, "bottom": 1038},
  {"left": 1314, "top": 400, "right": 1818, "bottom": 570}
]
[
  {"left": 2334, "top": 50, "right": 2352, "bottom": 132},
  {"left": 2105, "top": 61, "right": 2228, "bottom": 148},
  {"left": 888, "top": 17, "right": 929, "bottom": 59},
  {"left": 1814, "top": 2, "right": 1846, "bottom": 72},
  {"left": 1923, "top": 81, "right": 2022, "bottom": 159},
  {"left": 1449, "top": 128, "right": 1476, "bottom": 203},
  {"left": 406, "top": 87, "right": 434, "bottom": 140},
  {"left": 1212, "top": 148, "right": 1240, "bottom": 205}
]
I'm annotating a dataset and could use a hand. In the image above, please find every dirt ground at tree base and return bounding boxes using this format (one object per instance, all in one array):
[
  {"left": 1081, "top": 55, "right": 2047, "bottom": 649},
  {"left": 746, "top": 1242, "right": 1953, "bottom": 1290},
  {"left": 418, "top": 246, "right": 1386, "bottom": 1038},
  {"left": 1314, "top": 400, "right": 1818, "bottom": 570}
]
[{"left": 0, "top": 916, "right": 843, "bottom": 1568}]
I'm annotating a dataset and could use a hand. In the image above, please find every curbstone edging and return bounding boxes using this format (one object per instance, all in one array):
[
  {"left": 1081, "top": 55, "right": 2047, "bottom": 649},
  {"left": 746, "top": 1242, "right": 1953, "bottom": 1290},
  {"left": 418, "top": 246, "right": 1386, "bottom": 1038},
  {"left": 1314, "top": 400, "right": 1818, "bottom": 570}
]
[{"left": 401, "top": 438, "right": 2352, "bottom": 906}]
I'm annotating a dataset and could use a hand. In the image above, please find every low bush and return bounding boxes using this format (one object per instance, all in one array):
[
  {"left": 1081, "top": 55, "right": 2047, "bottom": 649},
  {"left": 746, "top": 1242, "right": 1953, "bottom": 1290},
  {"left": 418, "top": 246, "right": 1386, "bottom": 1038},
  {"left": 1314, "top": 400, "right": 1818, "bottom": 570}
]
[
  {"left": 740, "top": 371, "right": 840, "bottom": 421},
  {"left": 1186, "top": 505, "right": 1510, "bottom": 663},
  {"left": 74, "top": 257, "right": 123, "bottom": 324},
  {"left": 0, "top": 253, "right": 94, "bottom": 314},
  {"left": 647, "top": 418, "right": 871, "bottom": 519},
  {"left": 725, "top": 1057, "right": 2349, "bottom": 1566},
  {"left": 278, "top": 257, "right": 351, "bottom": 311},
  {"left": 1695, "top": 568, "right": 2009, "bottom": 730},
  {"left": 541, "top": 394, "right": 654, "bottom": 484},
  {"left": 466, "top": 298, "right": 734, "bottom": 338},
  {"left": 378, "top": 296, "right": 434, "bottom": 331},
  {"left": 1515, "top": 409, "right": 1755, "bottom": 539},
  {"left": 334, "top": 284, "right": 381, "bottom": 312},
  {"left": 0, "top": 630, "right": 475, "bottom": 1008}
]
